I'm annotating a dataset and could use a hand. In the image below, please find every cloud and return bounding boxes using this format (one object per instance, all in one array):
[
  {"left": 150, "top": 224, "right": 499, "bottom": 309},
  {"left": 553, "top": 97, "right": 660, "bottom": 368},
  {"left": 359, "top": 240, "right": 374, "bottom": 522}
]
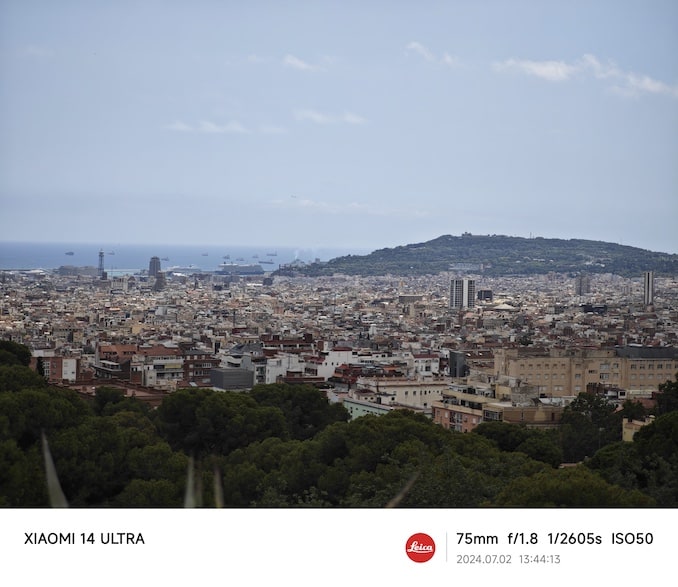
[
  {"left": 581, "top": 54, "right": 678, "bottom": 98},
  {"left": 495, "top": 53, "right": 678, "bottom": 98},
  {"left": 283, "top": 54, "right": 322, "bottom": 71},
  {"left": 165, "top": 120, "right": 251, "bottom": 134},
  {"left": 441, "top": 53, "right": 460, "bottom": 67},
  {"left": 342, "top": 112, "right": 367, "bottom": 125},
  {"left": 494, "top": 58, "right": 578, "bottom": 81},
  {"left": 294, "top": 109, "right": 368, "bottom": 125},
  {"left": 294, "top": 109, "right": 334, "bottom": 124},
  {"left": 405, "top": 42, "right": 460, "bottom": 67},
  {"left": 406, "top": 41, "right": 435, "bottom": 62}
]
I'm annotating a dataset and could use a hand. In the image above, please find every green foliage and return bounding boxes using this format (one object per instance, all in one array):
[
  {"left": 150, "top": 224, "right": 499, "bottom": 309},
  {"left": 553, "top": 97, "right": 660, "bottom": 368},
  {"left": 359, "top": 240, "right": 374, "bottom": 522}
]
[
  {"left": 0, "top": 364, "right": 48, "bottom": 392},
  {"left": 559, "top": 392, "right": 620, "bottom": 462},
  {"left": 655, "top": 374, "right": 678, "bottom": 415},
  {"left": 473, "top": 421, "right": 563, "bottom": 467},
  {"left": 0, "top": 341, "right": 32, "bottom": 366},
  {"left": 155, "top": 387, "right": 288, "bottom": 457},
  {"left": 0, "top": 350, "right": 23, "bottom": 366},
  {"left": 249, "top": 383, "right": 349, "bottom": 440},
  {"left": 585, "top": 412, "right": 678, "bottom": 506},
  {"left": 1, "top": 376, "right": 673, "bottom": 508},
  {"left": 493, "top": 466, "right": 655, "bottom": 507},
  {"left": 42, "top": 432, "right": 68, "bottom": 507},
  {"left": 0, "top": 386, "right": 91, "bottom": 449},
  {"left": 297, "top": 234, "right": 678, "bottom": 277}
]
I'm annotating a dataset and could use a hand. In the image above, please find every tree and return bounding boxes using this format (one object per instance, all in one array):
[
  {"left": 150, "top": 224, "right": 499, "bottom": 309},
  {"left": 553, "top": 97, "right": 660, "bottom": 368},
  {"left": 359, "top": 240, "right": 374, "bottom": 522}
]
[
  {"left": 249, "top": 383, "right": 349, "bottom": 440},
  {"left": 559, "top": 392, "right": 620, "bottom": 462},
  {"left": 0, "top": 341, "right": 32, "bottom": 366},
  {"left": 154, "top": 388, "right": 288, "bottom": 457},
  {"left": 579, "top": 412, "right": 678, "bottom": 507},
  {"left": 473, "top": 422, "right": 563, "bottom": 467},
  {"left": 655, "top": 374, "right": 678, "bottom": 415},
  {"left": 493, "top": 466, "right": 655, "bottom": 507},
  {"left": 619, "top": 399, "right": 647, "bottom": 421},
  {"left": 0, "top": 364, "right": 48, "bottom": 392}
]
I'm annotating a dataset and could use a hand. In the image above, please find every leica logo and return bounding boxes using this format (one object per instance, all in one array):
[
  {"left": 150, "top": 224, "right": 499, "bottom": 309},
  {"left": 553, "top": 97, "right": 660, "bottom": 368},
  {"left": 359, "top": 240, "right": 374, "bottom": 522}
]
[
  {"left": 405, "top": 533, "right": 435, "bottom": 562},
  {"left": 407, "top": 541, "right": 433, "bottom": 552}
]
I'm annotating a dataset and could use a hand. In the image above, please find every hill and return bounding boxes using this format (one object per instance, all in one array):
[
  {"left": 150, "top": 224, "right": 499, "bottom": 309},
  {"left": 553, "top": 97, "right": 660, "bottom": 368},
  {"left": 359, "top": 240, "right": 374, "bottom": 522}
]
[{"left": 294, "top": 234, "right": 678, "bottom": 277}]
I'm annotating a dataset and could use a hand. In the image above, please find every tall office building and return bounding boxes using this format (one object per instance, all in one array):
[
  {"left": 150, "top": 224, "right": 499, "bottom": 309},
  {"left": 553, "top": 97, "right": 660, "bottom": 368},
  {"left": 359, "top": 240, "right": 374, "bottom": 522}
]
[
  {"left": 575, "top": 273, "right": 591, "bottom": 296},
  {"left": 643, "top": 271, "right": 654, "bottom": 306},
  {"left": 149, "top": 256, "right": 161, "bottom": 278},
  {"left": 450, "top": 278, "right": 475, "bottom": 309}
]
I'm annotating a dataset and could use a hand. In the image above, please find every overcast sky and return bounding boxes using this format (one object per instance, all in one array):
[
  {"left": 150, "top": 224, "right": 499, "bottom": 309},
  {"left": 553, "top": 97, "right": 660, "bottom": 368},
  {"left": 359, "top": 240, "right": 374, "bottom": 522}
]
[{"left": 1, "top": 0, "right": 677, "bottom": 254}]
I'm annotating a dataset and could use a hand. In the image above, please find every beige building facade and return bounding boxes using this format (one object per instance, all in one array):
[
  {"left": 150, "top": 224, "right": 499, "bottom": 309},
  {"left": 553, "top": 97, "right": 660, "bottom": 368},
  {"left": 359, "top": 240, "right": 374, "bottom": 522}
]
[{"left": 493, "top": 346, "right": 678, "bottom": 397}]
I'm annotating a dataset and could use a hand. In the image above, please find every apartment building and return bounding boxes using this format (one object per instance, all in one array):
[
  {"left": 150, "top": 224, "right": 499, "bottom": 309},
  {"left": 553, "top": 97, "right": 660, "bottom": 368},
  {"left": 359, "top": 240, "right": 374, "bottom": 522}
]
[
  {"left": 182, "top": 347, "right": 220, "bottom": 387},
  {"left": 351, "top": 376, "right": 450, "bottom": 412},
  {"left": 450, "top": 278, "right": 475, "bottom": 309},
  {"left": 432, "top": 382, "right": 565, "bottom": 433},
  {"left": 493, "top": 346, "right": 678, "bottom": 397}
]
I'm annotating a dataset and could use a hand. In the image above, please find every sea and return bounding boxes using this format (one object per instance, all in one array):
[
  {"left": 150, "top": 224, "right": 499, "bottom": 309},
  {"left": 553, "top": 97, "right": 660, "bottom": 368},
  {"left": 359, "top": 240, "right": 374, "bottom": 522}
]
[{"left": 0, "top": 241, "right": 372, "bottom": 275}]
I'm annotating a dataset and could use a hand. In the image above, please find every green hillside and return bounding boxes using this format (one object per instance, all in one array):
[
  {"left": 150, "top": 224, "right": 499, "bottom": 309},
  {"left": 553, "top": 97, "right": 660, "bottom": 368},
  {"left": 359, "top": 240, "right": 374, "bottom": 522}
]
[{"left": 296, "top": 234, "right": 678, "bottom": 277}]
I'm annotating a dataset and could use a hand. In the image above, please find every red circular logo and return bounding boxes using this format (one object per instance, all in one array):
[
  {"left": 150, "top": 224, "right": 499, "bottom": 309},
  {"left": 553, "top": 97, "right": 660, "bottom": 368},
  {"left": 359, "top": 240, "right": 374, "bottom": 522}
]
[{"left": 405, "top": 533, "right": 435, "bottom": 563}]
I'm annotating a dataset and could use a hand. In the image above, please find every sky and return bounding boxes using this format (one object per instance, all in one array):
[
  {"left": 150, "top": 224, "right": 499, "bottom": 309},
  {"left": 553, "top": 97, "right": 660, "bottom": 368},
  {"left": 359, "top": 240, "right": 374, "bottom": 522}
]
[{"left": 1, "top": 0, "right": 677, "bottom": 254}]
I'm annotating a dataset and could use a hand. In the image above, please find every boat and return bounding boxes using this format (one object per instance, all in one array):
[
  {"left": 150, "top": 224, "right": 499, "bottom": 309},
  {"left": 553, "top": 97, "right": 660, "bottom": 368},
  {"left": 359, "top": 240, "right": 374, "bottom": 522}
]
[
  {"left": 161, "top": 257, "right": 169, "bottom": 261},
  {"left": 217, "top": 262, "right": 264, "bottom": 275},
  {"left": 65, "top": 251, "right": 74, "bottom": 256}
]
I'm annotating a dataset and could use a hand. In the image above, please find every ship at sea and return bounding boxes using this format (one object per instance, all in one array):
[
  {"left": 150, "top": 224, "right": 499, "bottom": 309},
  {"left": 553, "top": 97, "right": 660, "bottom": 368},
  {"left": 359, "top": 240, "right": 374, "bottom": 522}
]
[{"left": 216, "top": 262, "right": 264, "bottom": 276}]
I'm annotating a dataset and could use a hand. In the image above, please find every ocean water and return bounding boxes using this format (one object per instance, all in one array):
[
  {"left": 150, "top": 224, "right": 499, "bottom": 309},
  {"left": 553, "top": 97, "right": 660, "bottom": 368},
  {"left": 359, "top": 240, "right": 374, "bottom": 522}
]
[{"left": 0, "top": 241, "right": 371, "bottom": 272}]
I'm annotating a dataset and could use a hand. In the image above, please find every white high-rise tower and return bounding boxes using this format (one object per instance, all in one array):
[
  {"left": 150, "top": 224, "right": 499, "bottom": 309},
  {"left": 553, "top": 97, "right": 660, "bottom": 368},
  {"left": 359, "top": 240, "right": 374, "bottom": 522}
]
[
  {"left": 643, "top": 271, "right": 654, "bottom": 306},
  {"left": 450, "top": 278, "right": 475, "bottom": 309}
]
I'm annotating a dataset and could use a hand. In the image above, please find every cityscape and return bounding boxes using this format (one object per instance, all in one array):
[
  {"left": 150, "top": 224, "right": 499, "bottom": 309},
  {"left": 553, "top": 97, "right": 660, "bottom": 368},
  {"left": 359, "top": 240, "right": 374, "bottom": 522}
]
[
  {"left": 1, "top": 240, "right": 677, "bottom": 507},
  {"left": 2, "top": 1, "right": 677, "bottom": 581}
]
